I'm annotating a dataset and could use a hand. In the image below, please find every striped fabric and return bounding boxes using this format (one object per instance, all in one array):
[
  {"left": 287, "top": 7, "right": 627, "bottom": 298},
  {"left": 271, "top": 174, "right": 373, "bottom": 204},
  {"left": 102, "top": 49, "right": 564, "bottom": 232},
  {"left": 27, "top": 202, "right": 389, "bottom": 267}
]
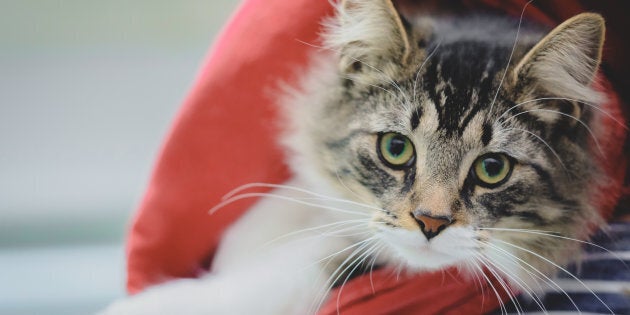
[{"left": 498, "top": 222, "right": 630, "bottom": 314}]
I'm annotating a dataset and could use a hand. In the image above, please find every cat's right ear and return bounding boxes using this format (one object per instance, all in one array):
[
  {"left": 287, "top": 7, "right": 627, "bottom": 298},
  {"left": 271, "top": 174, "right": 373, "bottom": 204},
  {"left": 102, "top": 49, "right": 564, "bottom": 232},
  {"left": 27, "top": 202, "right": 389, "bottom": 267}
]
[
  {"left": 325, "top": 0, "right": 417, "bottom": 85},
  {"left": 512, "top": 13, "right": 605, "bottom": 103}
]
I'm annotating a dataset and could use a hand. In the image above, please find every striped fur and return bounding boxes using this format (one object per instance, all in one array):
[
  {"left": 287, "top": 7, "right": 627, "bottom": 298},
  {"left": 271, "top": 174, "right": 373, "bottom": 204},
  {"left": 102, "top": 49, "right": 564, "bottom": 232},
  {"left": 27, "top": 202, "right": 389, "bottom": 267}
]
[
  {"left": 100, "top": 2, "right": 619, "bottom": 314},
  {"left": 283, "top": 0, "right": 610, "bottom": 291}
]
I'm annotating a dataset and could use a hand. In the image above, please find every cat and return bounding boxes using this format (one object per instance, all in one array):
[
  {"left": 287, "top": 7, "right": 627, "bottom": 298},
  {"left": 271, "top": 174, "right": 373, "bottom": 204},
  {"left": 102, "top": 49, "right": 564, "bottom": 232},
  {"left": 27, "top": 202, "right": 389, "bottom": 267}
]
[{"left": 101, "top": 0, "right": 615, "bottom": 313}]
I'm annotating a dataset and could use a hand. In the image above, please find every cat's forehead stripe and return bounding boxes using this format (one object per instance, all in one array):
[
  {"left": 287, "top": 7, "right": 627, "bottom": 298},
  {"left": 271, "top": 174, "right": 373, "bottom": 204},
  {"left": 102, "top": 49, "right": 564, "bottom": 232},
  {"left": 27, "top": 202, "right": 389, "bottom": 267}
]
[
  {"left": 481, "top": 123, "right": 492, "bottom": 146},
  {"left": 410, "top": 107, "right": 422, "bottom": 130},
  {"left": 419, "top": 41, "right": 508, "bottom": 135}
]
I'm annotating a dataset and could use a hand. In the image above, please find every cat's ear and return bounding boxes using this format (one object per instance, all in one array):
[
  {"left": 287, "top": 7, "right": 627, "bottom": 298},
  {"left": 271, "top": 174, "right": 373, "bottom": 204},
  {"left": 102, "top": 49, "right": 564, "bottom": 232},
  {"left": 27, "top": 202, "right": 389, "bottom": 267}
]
[
  {"left": 513, "top": 13, "right": 605, "bottom": 103},
  {"left": 326, "top": 0, "right": 415, "bottom": 83}
]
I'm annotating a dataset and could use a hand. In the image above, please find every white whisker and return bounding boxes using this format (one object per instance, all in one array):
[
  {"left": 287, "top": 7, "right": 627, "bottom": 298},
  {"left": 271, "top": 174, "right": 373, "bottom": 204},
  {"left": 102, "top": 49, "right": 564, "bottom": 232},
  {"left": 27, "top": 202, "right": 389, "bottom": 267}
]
[
  {"left": 478, "top": 242, "right": 551, "bottom": 313},
  {"left": 307, "top": 236, "right": 377, "bottom": 314},
  {"left": 263, "top": 219, "right": 371, "bottom": 248},
  {"left": 488, "top": 0, "right": 534, "bottom": 114},
  {"left": 496, "top": 97, "right": 628, "bottom": 130},
  {"left": 484, "top": 243, "right": 580, "bottom": 312},
  {"left": 483, "top": 256, "right": 546, "bottom": 314},
  {"left": 506, "top": 108, "right": 604, "bottom": 155},
  {"left": 495, "top": 239, "right": 616, "bottom": 315},
  {"left": 503, "top": 127, "right": 568, "bottom": 171},
  {"left": 319, "top": 238, "right": 376, "bottom": 314},
  {"left": 480, "top": 239, "right": 582, "bottom": 313},
  {"left": 311, "top": 236, "right": 378, "bottom": 268},
  {"left": 335, "top": 241, "right": 381, "bottom": 314},
  {"left": 220, "top": 182, "right": 387, "bottom": 213},
  {"left": 463, "top": 258, "right": 487, "bottom": 308},
  {"left": 412, "top": 41, "right": 442, "bottom": 104},
  {"left": 480, "top": 227, "right": 630, "bottom": 270},
  {"left": 471, "top": 255, "right": 509, "bottom": 315},
  {"left": 333, "top": 170, "right": 376, "bottom": 208},
  {"left": 367, "top": 243, "right": 385, "bottom": 294},
  {"left": 209, "top": 192, "right": 370, "bottom": 216},
  {"left": 479, "top": 256, "right": 524, "bottom": 314},
  {"left": 340, "top": 74, "right": 402, "bottom": 101},
  {"left": 295, "top": 39, "right": 411, "bottom": 105}
]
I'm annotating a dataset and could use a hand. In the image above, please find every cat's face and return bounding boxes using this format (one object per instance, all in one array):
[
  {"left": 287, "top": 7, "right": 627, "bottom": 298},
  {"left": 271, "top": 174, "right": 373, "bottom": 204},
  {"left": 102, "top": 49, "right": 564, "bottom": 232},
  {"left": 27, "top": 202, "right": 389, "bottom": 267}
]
[{"left": 287, "top": 0, "right": 607, "bottom": 280}]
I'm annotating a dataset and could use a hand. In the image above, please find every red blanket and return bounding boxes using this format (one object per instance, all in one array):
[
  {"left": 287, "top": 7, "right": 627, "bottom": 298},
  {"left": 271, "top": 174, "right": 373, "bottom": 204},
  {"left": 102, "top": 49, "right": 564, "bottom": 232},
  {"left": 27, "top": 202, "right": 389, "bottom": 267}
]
[{"left": 126, "top": 1, "right": 628, "bottom": 313}]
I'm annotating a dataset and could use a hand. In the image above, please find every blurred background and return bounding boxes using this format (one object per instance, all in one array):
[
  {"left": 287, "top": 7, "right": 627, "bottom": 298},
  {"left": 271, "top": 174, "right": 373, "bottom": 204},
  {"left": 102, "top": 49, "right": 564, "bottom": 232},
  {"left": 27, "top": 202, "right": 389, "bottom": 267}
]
[{"left": 0, "top": 1, "right": 239, "bottom": 314}]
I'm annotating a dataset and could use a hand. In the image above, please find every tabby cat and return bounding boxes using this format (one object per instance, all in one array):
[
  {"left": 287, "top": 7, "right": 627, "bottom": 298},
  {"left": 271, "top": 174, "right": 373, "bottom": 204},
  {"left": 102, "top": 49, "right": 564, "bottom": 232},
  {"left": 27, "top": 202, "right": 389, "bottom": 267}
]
[{"left": 102, "top": 0, "right": 615, "bottom": 313}]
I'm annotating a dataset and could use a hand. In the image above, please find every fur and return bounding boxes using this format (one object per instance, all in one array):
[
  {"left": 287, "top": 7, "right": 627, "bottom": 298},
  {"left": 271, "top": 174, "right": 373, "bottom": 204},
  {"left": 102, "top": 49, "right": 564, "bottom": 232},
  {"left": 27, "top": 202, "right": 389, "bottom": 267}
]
[{"left": 101, "top": 1, "right": 615, "bottom": 313}]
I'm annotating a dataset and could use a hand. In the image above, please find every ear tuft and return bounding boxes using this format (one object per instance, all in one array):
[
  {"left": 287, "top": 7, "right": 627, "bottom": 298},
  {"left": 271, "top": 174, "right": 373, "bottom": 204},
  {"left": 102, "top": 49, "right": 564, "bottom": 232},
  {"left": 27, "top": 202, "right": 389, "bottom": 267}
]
[
  {"left": 513, "top": 13, "right": 605, "bottom": 103},
  {"left": 325, "top": 0, "right": 413, "bottom": 77}
]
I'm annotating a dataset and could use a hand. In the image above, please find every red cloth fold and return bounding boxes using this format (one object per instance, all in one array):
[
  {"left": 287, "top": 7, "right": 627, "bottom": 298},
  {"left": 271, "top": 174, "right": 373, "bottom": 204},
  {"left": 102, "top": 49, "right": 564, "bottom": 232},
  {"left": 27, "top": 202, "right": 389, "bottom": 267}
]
[{"left": 126, "top": 0, "right": 628, "bottom": 313}]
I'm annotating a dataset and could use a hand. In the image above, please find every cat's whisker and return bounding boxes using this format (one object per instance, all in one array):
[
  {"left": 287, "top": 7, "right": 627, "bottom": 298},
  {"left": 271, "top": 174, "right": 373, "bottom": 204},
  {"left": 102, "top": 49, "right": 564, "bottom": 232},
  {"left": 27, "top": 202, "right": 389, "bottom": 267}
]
[
  {"left": 219, "top": 181, "right": 388, "bottom": 214},
  {"left": 262, "top": 219, "right": 371, "bottom": 248},
  {"left": 481, "top": 256, "right": 544, "bottom": 314},
  {"left": 307, "top": 244, "right": 350, "bottom": 315},
  {"left": 494, "top": 238, "right": 616, "bottom": 315},
  {"left": 335, "top": 241, "right": 381, "bottom": 315},
  {"left": 481, "top": 227, "right": 560, "bottom": 234},
  {"left": 477, "top": 255, "right": 524, "bottom": 314},
  {"left": 488, "top": 0, "right": 534, "bottom": 115},
  {"left": 367, "top": 243, "right": 385, "bottom": 294},
  {"left": 496, "top": 96, "right": 628, "bottom": 130},
  {"left": 318, "top": 229, "right": 373, "bottom": 239},
  {"left": 333, "top": 170, "right": 381, "bottom": 211},
  {"left": 221, "top": 182, "right": 347, "bottom": 203},
  {"left": 480, "top": 239, "right": 582, "bottom": 313},
  {"left": 462, "top": 257, "right": 486, "bottom": 306},
  {"left": 464, "top": 259, "right": 483, "bottom": 280},
  {"left": 470, "top": 255, "right": 509, "bottom": 315},
  {"left": 340, "top": 74, "right": 402, "bottom": 101},
  {"left": 295, "top": 39, "right": 411, "bottom": 105},
  {"left": 313, "top": 237, "right": 378, "bottom": 315},
  {"left": 503, "top": 127, "right": 568, "bottom": 171},
  {"left": 310, "top": 236, "right": 378, "bottom": 269},
  {"left": 412, "top": 40, "right": 442, "bottom": 105},
  {"left": 208, "top": 192, "right": 370, "bottom": 217},
  {"left": 480, "top": 227, "right": 630, "bottom": 270},
  {"left": 307, "top": 236, "right": 378, "bottom": 313},
  {"left": 506, "top": 108, "right": 605, "bottom": 156},
  {"left": 476, "top": 244, "right": 549, "bottom": 313},
  {"left": 472, "top": 256, "right": 499, "bottom": 313}
]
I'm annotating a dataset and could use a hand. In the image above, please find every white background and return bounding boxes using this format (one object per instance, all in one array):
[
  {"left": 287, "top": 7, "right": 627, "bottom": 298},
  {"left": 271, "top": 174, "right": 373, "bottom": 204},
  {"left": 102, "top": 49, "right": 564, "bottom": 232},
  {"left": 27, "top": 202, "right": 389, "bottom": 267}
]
[{"left": 0, "top": 1, "right": 239, "bottom": 313}]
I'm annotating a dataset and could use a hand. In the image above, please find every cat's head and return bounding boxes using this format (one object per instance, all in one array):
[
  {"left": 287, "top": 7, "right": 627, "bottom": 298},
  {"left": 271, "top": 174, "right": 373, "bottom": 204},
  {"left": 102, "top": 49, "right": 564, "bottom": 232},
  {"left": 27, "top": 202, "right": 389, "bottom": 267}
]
[{"left": 284, "top": 0, "right": 608, "bottom": 280}]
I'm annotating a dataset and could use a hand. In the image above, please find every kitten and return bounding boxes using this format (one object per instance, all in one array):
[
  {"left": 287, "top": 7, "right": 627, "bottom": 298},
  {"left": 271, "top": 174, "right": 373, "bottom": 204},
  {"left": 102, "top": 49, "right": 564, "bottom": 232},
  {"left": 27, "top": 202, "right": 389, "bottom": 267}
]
[{"left": 102, "top": 0, "right": 614, "bottom": 313}]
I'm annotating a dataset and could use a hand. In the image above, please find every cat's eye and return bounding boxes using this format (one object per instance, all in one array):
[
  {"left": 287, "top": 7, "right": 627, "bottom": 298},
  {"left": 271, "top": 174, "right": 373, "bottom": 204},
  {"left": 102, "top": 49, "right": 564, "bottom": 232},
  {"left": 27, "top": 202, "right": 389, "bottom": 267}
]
[
  {"left": 377, "top": 132, "right": 415, "bottom": 169},
  {"left": 471, "top": 153, "right": 513, "bottom": 187}
]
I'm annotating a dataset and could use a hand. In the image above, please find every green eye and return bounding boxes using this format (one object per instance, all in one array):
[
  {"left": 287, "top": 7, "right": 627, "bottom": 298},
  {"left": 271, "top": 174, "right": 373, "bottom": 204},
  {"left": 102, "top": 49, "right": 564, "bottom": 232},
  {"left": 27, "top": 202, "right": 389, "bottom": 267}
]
[
  {"left": 472, "top": 153, "right": 513, "bottom": 187},
  {"left": 377, "top": 132, "right": 415, "bottom": 169}
]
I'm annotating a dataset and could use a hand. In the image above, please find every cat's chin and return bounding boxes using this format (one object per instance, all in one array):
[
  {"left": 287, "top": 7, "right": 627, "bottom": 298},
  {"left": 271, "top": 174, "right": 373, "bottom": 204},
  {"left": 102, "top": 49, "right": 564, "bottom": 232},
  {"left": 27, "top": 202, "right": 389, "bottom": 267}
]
[
  {"left": 394, "top": 247, "right": 464, "bottom": 272},
  {"left": 378, "top": 226, "right": 478, "bottom": 272}
]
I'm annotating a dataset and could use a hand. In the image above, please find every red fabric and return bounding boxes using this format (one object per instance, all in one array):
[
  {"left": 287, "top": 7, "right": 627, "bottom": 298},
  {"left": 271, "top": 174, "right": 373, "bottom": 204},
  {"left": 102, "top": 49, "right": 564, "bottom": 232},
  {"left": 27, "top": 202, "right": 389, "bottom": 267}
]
[
  {"left": 126, "top": 0, "right": 628, "bottom": 313},
  {"left": 319, "top": 268, "right": 510, "bottom": 315},
  {"left": 126, "top": 0, "right": 332, "bottom": 292}
]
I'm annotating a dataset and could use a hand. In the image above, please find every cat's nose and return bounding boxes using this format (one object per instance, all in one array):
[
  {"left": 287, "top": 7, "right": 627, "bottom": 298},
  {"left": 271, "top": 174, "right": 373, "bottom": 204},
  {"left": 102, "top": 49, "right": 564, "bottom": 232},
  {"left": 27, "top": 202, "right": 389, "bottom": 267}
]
[{"left": 412, "top": 211, "right": 453, "bottom": 240}]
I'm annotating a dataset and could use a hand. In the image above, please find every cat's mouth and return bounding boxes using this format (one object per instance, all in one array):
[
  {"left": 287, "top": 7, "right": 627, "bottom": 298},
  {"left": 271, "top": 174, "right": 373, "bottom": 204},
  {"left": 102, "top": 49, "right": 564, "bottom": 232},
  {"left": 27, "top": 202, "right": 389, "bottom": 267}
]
[{"left": 378, "top": 226, "right": 479, "bottom": 271}]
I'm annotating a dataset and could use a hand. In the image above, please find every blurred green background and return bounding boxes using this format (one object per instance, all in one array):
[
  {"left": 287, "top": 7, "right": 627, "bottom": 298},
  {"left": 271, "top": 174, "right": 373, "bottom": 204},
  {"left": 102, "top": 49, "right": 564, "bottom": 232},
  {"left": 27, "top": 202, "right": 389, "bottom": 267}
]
[{"left": 0, "top": 1, "right": 238, "bottom": 314}]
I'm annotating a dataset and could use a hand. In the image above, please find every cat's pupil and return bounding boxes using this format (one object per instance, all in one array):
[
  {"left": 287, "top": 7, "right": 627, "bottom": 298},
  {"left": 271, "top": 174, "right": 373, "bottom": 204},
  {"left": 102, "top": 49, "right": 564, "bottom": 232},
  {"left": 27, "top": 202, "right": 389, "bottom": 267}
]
[
  {"left": 388, "top": 136, "right": 407, "bottom": 157},
  {"left": 483, "top": 158, "right": 504, "bottom": 177}
]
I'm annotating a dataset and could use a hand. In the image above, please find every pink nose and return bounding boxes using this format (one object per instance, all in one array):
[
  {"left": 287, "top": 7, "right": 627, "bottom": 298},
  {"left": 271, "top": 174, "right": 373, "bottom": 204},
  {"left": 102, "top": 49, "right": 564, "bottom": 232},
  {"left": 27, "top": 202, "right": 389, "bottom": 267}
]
[{"left": 412, "top": 213, "right": 453, "bottom": 240}]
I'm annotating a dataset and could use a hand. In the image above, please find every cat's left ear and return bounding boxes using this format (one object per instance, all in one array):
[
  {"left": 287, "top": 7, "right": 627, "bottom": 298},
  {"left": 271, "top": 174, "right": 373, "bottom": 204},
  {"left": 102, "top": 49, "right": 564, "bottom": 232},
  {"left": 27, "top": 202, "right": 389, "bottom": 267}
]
[
  {"left": 513, "top": 13, "right": 605, "bottom": 103},
  {"left": 326, "top": 0, "right": 417, "bottom": 84}
]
